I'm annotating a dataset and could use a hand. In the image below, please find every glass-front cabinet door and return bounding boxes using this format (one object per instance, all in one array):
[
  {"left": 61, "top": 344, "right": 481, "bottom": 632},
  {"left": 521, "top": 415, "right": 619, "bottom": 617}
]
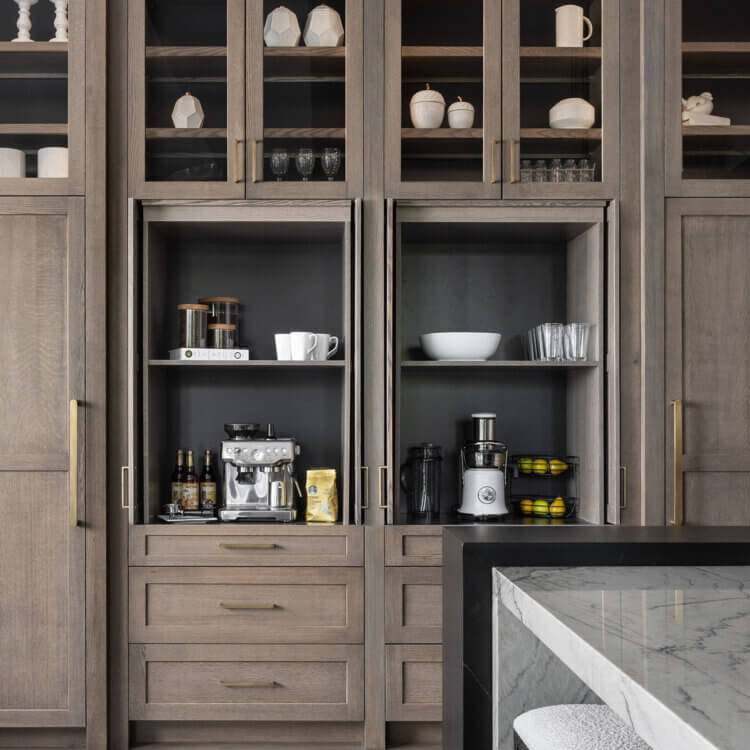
[
  {"left": 666, "top": 0, "right": 750, "bottom": 196},
  {"left": 129, "top": 0, "right": 246, "bottom": 198},
  {"left": 246, "top": 0, "right": 363, "bottom": 197},
  {"left": 384, "top": 0, "right": 502, "bottom": 197},
  {"left": 0, "top": 0, "right": 84, "bottom": 194},
  {"left": 501, "top": 0, "right": 619, "bottom": 198}
]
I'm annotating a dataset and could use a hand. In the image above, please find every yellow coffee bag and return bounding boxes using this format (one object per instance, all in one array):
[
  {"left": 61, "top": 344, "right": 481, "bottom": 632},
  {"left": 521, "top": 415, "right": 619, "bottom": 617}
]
[{"left": 306, "top": 468, "right": 338, "bottom": 523}]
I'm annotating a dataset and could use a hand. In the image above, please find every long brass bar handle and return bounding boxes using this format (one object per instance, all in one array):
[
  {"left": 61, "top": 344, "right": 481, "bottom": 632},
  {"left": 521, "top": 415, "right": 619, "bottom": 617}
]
[
  {"left": 361, "top": 466, "right": 369, "bottom": 510},
  {"left": 490, "top": 140, "right": 500, "bottom": 184},
  {"left": 233, "top": 139, "right": 244, "bottom": 183},
  {"left": 510, "top": 140, "right": 519, "bottom": 183},
  {"left": 670, "top": 399, "right": 684, "bottom": 526},
  {"left": 220, "top": 680, "right": 279, "bottom": 688},
  {"left": 70, "top": 399, "right": 79, "bottom": 528},
  {"left": 219, "top": 602, "right": 277, "bottom": 610},
  {"left": 121, "top": 465, "right": 130, "bottom": 510},
  {"left": 619, "top": 466, "right": 627, "bottom": 511},
  {"left": 251, "top": 139, "right": 261, "bottom": 183},
  {"left": 377, "top": 465, "right": 389, "bottom": 510},
  {"left": 219, "top": 543, "right": 278, "bottom": 551}
]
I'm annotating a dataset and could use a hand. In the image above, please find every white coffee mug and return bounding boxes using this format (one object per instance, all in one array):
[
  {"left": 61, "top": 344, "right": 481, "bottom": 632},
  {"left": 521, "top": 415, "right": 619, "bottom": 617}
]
[
  {"left": 0, "top": 148, "right": 25, "bottom": 178},
  {"left": 555, "top": 5, "right": 593, "bottom": 47},
  {"left": 38, "top": 146, "right": 68, "bottom": 178},
  {"left": 290, "top": 331, "right": 318, "bottom": 361},
  {"left": 274, "top": 333, "right": 291, "bottom": 360},
  {"left": 311, "top": 334, "right": 340, "bottom": 361}
]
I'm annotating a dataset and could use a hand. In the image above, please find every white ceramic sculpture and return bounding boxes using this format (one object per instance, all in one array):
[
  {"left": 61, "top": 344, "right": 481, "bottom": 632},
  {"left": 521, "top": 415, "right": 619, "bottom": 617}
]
[
  {"left": 264, "top": 6, "right": 301, "bottom": 47},
  {"left": 681, "top": 91, "right": 731, "bottom": 126},
  {"left": 171, "top": 92, "right": 205, "bottom": 128},
  {"left": 410, "top": 84, "right": 445, "bottom": 129},
  {"left": 447, "top": 97, "right": 475, "bottom": 129},
  {"left": 303, "top": 4, "right": 344, "bottom": 47},
  {"left": 38, "top": 146, "right": 68, "bottom": 178},
  {"left": 549, "top": 97, "right": 595, "bottom": 129},
  {"left": 12, "top": 0, "right": 39, "bottom": 42},
  {"left": 0, "top": 148, "right": 25, "bottom": 177},
  {"left": 49, "top": 0, "right": 68, "bottom": 42}
]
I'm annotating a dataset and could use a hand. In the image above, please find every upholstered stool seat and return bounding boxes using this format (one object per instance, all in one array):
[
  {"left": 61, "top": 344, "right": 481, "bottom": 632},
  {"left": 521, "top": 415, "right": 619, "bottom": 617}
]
[{"left": 513, "top": 704, "right": 652, "bottom": 750}]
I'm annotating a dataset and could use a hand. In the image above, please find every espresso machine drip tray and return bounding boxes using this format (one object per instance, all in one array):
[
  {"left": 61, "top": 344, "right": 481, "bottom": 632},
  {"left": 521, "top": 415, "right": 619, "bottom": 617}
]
[{"left": 218, "top": 507, "right": 297, "bottom": 523}]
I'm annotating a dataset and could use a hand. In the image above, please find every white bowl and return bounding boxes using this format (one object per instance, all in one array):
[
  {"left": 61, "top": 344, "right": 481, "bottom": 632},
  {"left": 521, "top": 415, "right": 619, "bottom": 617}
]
[
  {"left": 420, "top": 332, "right": 502, "bottom": 361},
  {"left": 549, "top": 97, "right": 595, "bottom": 129}
]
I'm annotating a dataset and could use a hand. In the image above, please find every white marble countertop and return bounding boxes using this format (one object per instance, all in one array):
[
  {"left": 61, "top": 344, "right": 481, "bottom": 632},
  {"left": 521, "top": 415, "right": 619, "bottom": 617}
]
[{"left": 495, "top": 566, "right": 750, "bottom": 750}]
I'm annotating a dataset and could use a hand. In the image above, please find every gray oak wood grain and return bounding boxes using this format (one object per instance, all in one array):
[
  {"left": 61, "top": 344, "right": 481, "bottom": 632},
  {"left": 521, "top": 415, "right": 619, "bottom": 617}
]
[
  {"left": 385, "top": 567, "right": 443, "bottom": 644},
  {"left": 385, "top": 527, "right": 443, "bottom": 566},
  {"left": 386, "top": 645, "right": 442, "bottom": 722}
]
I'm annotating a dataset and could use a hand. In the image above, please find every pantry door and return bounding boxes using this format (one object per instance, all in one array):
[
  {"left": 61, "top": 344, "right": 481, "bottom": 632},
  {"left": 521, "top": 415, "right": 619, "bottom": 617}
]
[
  {"left": 0, "top": 198, "right": 86, "bottom": 726},
  {"left": 665, "top": 199, "right": 750, "bottom": 525}
]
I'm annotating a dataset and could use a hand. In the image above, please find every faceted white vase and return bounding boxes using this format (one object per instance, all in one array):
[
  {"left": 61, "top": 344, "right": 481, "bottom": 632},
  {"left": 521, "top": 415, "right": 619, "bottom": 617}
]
[
  {"left": 264, "top": 6, "right": 301, "bottom": 47},
  {"left": 171, "top": 92, "right": 205, "bottom": 128},
  {"left": 303, "top": 5, "right": 344, "bottom": 47}
]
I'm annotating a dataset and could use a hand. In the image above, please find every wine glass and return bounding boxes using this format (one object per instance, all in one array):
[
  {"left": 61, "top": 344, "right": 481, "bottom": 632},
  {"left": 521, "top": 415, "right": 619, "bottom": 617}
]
[
  {"left": 321, "top": 147, "right": 342, "bottom": 181},
  {"left": 295, "top": 148, "right": 315, "bottom": 181},
  {"left": 270, "top": 148, "right": 289, "bottom": 181}
]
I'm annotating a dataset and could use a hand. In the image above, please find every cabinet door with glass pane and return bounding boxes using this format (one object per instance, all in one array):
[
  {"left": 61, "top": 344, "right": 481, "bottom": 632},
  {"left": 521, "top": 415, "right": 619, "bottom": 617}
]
[
  {"left": 384, "top": 0, "right": 503, "bottom": 198},
  {"left": 666, "top": 0, "right": 750, "bottom": 196},
  {"left": 129, "top": 0, "right": 246, "bottom": 198},
  {"left": 245, "top": 0, "right": 363, "bottom": 197},
  {"left": 0, "top": 0, "right": 84, "bottom": 194},
  {"left": 501, "top": 0, "right": 619, "bottom": 198}
]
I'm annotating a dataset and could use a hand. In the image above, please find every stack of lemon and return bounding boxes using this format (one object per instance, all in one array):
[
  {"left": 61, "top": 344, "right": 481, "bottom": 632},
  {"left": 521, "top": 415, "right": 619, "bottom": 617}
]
[
  {"left": 517, "top": 457, "right": 569, "bottom": 476},
  {"left": 519, "top": 496, "right": 567, "bottom": 517}
]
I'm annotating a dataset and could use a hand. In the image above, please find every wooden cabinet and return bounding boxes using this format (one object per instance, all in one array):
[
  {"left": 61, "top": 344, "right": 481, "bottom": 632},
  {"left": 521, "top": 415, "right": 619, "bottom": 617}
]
[
  {"left": 386, "top": 645, "right": 442, "bottom": 722},
  {"left": 385, "top": 567, "right": 443, "bottom": 644},
  {"left": 665, "top": 199, "right": 750, "bottom": 525},
  {"left": 0, "top": 198, "right": 85, "bottom": 727},
  {"left": 385, "top": 527, "right": 443, "bottom": 566},
  {"left": 129, "top": 0, "right": 363, "bottom": 198}
]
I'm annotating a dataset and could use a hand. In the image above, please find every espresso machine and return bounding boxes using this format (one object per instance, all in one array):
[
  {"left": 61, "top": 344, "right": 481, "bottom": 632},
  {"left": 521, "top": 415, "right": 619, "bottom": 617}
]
[
  {"left": 219, "top": 423, "right": 301, "bottom": 522},
  {"left": 457, "top": 413, "right": 509, "bottom": 518}
]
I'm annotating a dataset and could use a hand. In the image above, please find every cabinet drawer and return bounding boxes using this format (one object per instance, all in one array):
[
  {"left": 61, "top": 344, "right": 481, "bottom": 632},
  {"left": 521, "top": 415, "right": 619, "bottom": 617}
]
[
  {"left": 386, "top": 645, "right": 442, "bottom": 722},
  {"left": 129, "top": 526, "right": 364, "bottom": 566},
  {"left": 130, "top": 644, "right": 364, "bottom": 721},
  {"left": 385, "top": 568, "right": 442, "bottom": 644},
  {"left": 129, "top": 567, "right": 364, "bottom": 644},
  {"left": 385, "top": 527, "right": 443, "bottom": 566}
]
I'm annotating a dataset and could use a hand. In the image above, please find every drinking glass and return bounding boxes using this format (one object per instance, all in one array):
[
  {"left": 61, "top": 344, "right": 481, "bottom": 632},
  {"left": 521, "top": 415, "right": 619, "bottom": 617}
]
[
  {"left": 520, "top": 159, "right": 533, "bottom": 183},
  {"left": 537, "top": 322, "right": 564, "bottom": 361},
  {"left": 578, "top": 158, "right": 595, "bottom": 182},
  {"left": 549, "top": 158, "right": 564, "bottom": 183},
  {"left": 563, "top": 158, "right": 579, "bottom": 182},
  {"left": 295, "top": 148, "right": 315, "bottom": 181},
  {"left": 533, "top": 159, "right": 547, "bottom": 182},
  {"left": 564, "top": 323, "right": 590, "bottom": 361},
  {"left": 321, "top": 147, "right": 342, "bottom": 181},
  {"left": 270, "top": 148, "right": 289, "bottom": 181}
]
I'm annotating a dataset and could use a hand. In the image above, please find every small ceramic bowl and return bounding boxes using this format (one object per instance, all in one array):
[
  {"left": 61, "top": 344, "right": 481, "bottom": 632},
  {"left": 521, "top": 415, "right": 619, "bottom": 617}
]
[
  {"left": 447, "top": 98, "right": 475, "bottom": 129},
  {"left": 420, "top": 332, "right": 502, "bottom": 361},
  {"left": 410, "top": 84, "right": 446, "bottom": 129},
  {"left": 549, "top": 97, "right": 595, "bottom": 129}
]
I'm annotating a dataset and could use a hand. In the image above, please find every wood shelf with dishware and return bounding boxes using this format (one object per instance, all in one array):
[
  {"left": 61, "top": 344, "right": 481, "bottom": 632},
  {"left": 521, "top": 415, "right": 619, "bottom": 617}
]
[
  {"left": 264, "top": 127, "right": 346, "bottom": 139},
  {"left": 148, "top": 359, "right": 347, "bottom": 368},
  {"left": 264, "top": 46, "right": 346, "bottom": 57},
  {"left": 521, "top": 128, "right": 602, "bottom": 140},
  {"left": 401, "top": 128, "right": 482, "bottom": 139},
  {"left": 0, "top": 123, "right": 67, "bottom": 135},
  {"left": 682, "top": 41, "right": 750, "bottom": 76},
  {"left": 400, "top": 360, "right": 599, "bottom": 369},
  {"left": 145, "top": 127, "right": 228, "bottom": 140},
  {"left": 146, "top": 45, "right": 226, "bottom": 58},
  {"left": 0, "top": 41, "right": 67, "bottom": 53}
]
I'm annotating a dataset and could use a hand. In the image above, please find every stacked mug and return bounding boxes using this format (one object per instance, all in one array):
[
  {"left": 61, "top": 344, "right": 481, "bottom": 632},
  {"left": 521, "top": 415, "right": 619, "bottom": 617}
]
[{"left": 275, "top": 332, "right": 340, "bottom": 361}]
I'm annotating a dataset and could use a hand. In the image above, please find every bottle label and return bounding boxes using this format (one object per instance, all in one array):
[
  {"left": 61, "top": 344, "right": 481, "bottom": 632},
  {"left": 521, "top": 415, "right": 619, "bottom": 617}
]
[
  {"left": 182, "top": 483, "right": 200, "bottom": 511},
  {"left": 171, "top": 482, "right": 183, "bottom": 506},
  {"left": 200, "top": 482, "right": 217, "bottom": 510}
]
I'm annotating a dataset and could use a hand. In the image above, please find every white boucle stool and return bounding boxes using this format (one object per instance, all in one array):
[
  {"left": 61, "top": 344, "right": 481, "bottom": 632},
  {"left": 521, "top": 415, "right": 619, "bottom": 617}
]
[{"left": 513, "top": 704, "right": 652, "bottom": 750}]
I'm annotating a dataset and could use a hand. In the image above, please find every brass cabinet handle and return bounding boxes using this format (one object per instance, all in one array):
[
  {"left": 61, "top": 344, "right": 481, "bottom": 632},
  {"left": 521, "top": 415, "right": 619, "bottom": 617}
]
[
  {"left": 220, "top": 680, "right": 279, "bottom": 688},
  {"left": 509, "top": 139, "right": 519, "bottom": 183},
  {"left": 251, "top": 139, "right": 261, "bottom": 183},
  {"left": 619, "top": 466, "right": 627, "bottom": 511},
  {"left": 70, "top": 399, "right": 79, "bottom": 528},
  {"left": 490, "top": 140, "right": 500, "bottom": 183},
  {"left": 219, "top": 602, "right": 277, "bottom": 610},
  {"left": 670, "top": 399, "right": 684, "bottom": 526},
  {"left": 361, "top": 466, "right": 369, "bottom": 510},
  {"left": 378, "top": 465, "right": 389, "bottom": 510},
  {"left": 121, "top": 465, "right": 130, "bottom": 510},
  {"left": 219, "top": 543, "right": 278, "bottom": 551},
  {"left": 233, "top": 138, "right": 244, "bottom": 183}
]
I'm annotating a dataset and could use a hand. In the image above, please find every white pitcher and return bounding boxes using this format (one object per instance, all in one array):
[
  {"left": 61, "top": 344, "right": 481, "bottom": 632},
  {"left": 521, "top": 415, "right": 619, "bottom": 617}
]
[{"left": 555, "top": 5, "right": 593, "bottom": 47}]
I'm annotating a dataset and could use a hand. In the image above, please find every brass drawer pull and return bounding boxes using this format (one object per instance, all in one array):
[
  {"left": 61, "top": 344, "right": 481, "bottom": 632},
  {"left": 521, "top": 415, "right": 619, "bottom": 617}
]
[
  {"left": 378, "top": 465, "right": 389, "bottom": 510},
  {"left": 220, "top": 680, "right": 279, "bottom": 688},
  {"left": 509, "top": 139, "right": 520, "bottom": 183},
  {"left": 219, "top": 543, "right": 278, "bottom": 551},
  {"left": 70, "top": 399, "right": 79, "bottom": 528},
  {"left": 233, "top": 138, "right": 245, "bottom": 183},
  {"left": 670, "top": 399, "right": 684, "bottom": 526},
  {"left": 361, "top": 465, "right": 369, "bottom": 510},
  {"left": 219, "top": 602, "right": 278, "bottom": 610}
]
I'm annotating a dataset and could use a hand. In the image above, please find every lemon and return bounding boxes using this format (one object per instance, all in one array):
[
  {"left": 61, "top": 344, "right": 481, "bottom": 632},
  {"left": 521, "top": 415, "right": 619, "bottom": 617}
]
[
  {"left": 533, "top": 499, "right": 550, "bottom": 516},
  {"left": 533, "top": 517, "right": 551, "bottom": 525},
  {"left": 549, "top": 497, "right": 567, "bottom": 517},
  {"left": 520, "top": 498, "right": 534, "bottom": 516},
  {"left": 548, "top": 459, "right": 569, "bottom": 475},
  {"left": 518, "top": 458, "right": 533, "bottom": 474},
  {"left": 532, "top": 459, "right": 549, "bottom": 475}
]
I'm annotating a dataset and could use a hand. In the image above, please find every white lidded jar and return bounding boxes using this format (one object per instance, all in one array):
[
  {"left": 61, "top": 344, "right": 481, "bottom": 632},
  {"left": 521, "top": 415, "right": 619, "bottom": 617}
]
[
  {"left": 410, "top": 83, "right": 446, "bottom": 129},
  {"left": 447, "top": 96, "right": 475, "bottom": 129}
]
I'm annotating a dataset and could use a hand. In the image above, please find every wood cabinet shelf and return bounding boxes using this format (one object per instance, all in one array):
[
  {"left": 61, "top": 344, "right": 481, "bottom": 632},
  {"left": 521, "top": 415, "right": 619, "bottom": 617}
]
[
  {"left": 145, "top": 128, "right": 228, "bottom": 139},
  {"left": 0, "top": 123, "right": 67, "bottom": 135},
  {"left": 146, "top": 45, "right": 226, "bottom": 58},
  {"left": 264, "top": 46, "right": 346, "bottom": 57},
  {"left": 148, "top": 359, "right": 346, "bottom": 368},
  {"left": 520, "top": 128, "right": 602, "bottom": 140},
  {"left": 520, "top": 47, "right": 602, "bottom": 78},
  {"left": 682, "top": 42, "right": 750, "bottom": 77},
  {"left": 401, "top": 360, "right": 599, "bottom": 369},
  {"left": 264, "top": 127, "right": 346, "bottom": 138},
  {"left": 402, "top": 128, "right": 482, "bottom": 139},
  {"left": 401, "top": 46, "right": 483, "bottom": 58},
  {"left": 0, "top": 41, "right": 68, "bottom": 53},
  {"left": 682, "top": 126, "right": 750, "bottom": 137}
]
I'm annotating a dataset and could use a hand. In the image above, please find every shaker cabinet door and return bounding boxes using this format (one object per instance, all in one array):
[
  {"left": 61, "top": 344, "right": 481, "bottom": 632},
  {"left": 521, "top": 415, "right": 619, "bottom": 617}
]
[{"left": 0, "top": 198, "right": 86, "bottom": 727}]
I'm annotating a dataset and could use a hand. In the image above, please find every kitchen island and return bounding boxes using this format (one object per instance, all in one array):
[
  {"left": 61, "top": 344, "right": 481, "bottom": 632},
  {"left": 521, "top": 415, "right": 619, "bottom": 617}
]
[{"left": 494, "top": 566, "right": 750, "bottom": 750}]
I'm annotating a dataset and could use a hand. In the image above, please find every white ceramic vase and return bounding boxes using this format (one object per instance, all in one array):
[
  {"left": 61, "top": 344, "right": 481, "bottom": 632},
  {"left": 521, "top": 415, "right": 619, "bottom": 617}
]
[
  {"left": 0, "top": 148, "right": 25, "bottom": 177},
  {"left": 264, "top": 6, "right": 301, "bottom": 47},
  {"left": 447, "top": 97, "right": 475, "bottom": 129},
  {"left": 171, "top": 92, "right": 205, "bottom": 128},
  {"left": 38, "top": 146, "right": 68, "bottom": 178},
  {"left": 49, "top": 0, "right": 68, "bottom": 42},
  {"left": 303, "top": 5, "right": 344, "bottom": 47},
  {"left": 12, "top": 0, "right": 39, "bottom": 42}
]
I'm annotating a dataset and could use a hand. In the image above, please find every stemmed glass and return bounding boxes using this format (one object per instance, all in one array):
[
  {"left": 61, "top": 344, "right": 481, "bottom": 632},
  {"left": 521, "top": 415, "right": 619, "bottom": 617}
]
[
  {"left": 321, "top": 147, "right": 342, "bottom": 181},
  {"left": 270, "top": 148, "right": 289, "bottom": 181},
  {"left": 295, "top": 148, "right": 315, "bottom": 181}
]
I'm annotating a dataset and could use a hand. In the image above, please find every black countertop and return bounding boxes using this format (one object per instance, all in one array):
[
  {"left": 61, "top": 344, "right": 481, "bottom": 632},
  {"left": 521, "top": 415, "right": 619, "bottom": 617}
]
[{"left": 442, "top": 525, "right": 750, "bottom": 750}]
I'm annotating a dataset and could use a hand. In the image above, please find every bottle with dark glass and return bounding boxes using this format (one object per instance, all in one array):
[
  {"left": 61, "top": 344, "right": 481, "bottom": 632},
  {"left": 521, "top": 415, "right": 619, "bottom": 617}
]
[
  {"left": 200, "top": 449, "right": 217, "bottom": 512},
  {"left": 171, "top": 449, "right": 185, "bottom": 508},
  {"left": 182, "top": 449, "right": 200, "bottom": 511}
]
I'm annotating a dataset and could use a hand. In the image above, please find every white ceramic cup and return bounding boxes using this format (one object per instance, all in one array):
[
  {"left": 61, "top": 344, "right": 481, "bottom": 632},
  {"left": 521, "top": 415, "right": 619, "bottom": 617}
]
[
  {"left": 311, "top": 334, "right": 340, "bottom": 361},
  {"left": 37, "top": 146, "right": 68, "bottom": 178},
  {"left": 274, "top": 333, "right": 292, "bottom": 360},
  {"left": 289, "top": 331, "right": 318, "bottom": 361},
  {"left": 0, "top": 148, "right": 25, "bottom": 178},
  {"left": 555, "top": 5, "right": 593, "bottom": 47}
]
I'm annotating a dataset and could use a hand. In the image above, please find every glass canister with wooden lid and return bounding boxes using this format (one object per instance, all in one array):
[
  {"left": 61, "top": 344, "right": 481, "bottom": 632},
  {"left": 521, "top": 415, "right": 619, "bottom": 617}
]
[
  {"left": 199, "top": 296, "right": 240, "bottom": 336},
  {"left": 177, "top": 304, "right": 208, "bottom": 348},
  {"left": 208, "top": 323, "right": 238, "bottom": 349}
]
